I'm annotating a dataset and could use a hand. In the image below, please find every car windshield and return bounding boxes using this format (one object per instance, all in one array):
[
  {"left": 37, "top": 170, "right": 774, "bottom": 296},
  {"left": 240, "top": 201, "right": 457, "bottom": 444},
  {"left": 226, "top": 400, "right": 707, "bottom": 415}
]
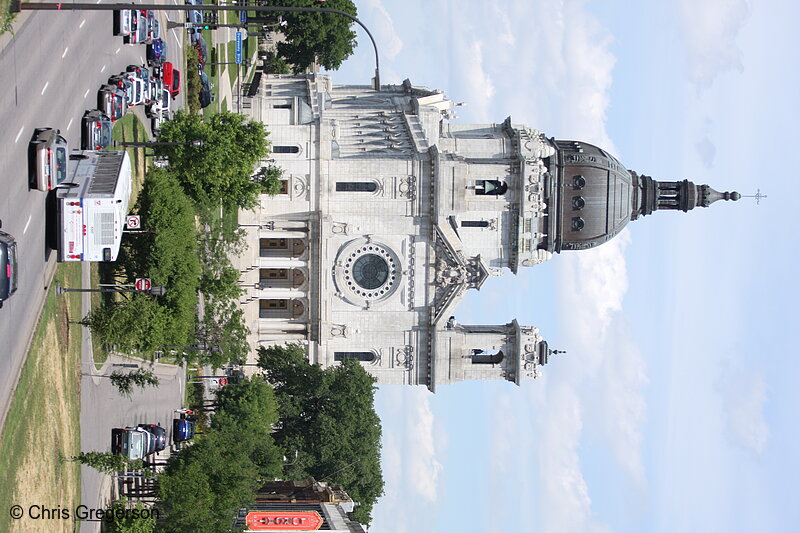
[
  {"left": 9, "top": 242, "right": 17, "bottom": 292},
  {"left": 0, "top": 244, "right": 8, "bottom": 299},
  {"left": 55, "top": 146, "right": 68, "bottom": 184},
  {"left": 100, "top": 123, "right": 112, "bottom": 146}
]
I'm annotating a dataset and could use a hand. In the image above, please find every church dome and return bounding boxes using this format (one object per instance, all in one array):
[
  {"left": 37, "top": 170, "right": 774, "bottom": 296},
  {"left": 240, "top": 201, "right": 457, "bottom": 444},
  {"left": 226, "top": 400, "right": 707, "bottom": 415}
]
[{"left": 552, "top": 140, "right": 634, "bottom": 252}]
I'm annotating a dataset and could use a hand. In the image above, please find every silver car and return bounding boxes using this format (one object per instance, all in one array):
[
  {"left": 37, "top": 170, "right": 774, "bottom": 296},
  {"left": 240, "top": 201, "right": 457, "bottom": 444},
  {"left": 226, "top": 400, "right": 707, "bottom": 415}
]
[
  {"left": 113, "top": 9, "right": 132, "bottom": 37},
  {"left": 30, "top": 128, "right": 69, "bottom": 191}
]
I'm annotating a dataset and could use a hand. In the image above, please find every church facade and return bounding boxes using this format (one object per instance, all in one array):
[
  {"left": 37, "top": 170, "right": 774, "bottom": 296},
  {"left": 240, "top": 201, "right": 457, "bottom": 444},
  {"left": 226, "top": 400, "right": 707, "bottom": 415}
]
[{"left": 237, "top": 74, "right": 738, "bottom": 392}]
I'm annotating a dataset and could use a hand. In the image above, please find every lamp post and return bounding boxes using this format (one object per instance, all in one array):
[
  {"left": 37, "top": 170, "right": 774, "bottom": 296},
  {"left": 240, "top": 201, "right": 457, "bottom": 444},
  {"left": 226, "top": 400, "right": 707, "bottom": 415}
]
[
  {"left": 118, "top": 140, "right": 205, "bottom": 149},
  {"left": 56, "top": 285, "right": 167, "bottom": 297},
  {"left": 11, "top": 2, "right": 383, "bottom": 90}
]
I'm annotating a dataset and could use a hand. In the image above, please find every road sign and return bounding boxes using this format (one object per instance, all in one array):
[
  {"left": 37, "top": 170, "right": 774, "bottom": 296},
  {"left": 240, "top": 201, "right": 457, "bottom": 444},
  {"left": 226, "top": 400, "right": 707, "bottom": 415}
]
[
  {"left": 126, "top": 215, "right": 141, "bottom": 229},
  {"left": 218, "top": 377, "right": 228, "bottom": 387},
  {"left": 239, "top": 10, "right": 247, "bottom": 24},
  {"left": 135, "top": 278, "right": 152, "bottom": 291},
  {"left": 235, "top": 31, "right": 242, "bottom": 64},
  {"left": 245, "top": 511, "right": 323, "bottom": 531}
]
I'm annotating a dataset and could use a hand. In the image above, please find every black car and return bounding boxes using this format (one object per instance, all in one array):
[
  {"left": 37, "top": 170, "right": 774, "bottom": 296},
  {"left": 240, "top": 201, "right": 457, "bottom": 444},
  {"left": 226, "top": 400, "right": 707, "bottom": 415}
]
[
  {"left": 199, "top": 71, "right": 212, "bottom": 109},
  {"left": 0, "top": 222, "right": 18, "bottom": 309},
  {"left": 81, "top": 110, "right": 113, "bottom": 150},
  {"left": 138, "top": 423, "right": 167, "bottom": 452}
]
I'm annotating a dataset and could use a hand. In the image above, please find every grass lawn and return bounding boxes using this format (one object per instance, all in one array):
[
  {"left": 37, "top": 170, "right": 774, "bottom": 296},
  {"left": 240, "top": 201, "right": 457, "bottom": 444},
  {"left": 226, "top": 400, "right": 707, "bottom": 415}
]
[
  {"left": 88, "top": 112, "right": 151, "bottom": 365},
  {"left": 0, "top": 263, "right": 83, "bottom": 533}
]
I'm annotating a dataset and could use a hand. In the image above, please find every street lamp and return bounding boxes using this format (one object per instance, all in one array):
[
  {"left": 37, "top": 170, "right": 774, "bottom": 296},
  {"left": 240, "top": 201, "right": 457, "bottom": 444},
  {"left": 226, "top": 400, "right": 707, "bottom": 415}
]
[
  {"left": 11, "top": 2, "right": 383, "bottom": 90},
  {"left": 118, "top": 140, "right": 205, "bottom": 149},
  {"left": 56, "top": 285, "right": 167, "bottom": 297}
]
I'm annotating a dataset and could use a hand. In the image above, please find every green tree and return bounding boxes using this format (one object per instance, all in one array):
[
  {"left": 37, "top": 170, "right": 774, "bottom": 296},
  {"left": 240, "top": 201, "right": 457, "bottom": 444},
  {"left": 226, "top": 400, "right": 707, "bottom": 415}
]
[
  {"left": 157, "top": 378, "right": 283, "bottom": 533},
  {"left": 66, "top": 451, "right": 147, "bottom": 476},
  {"left": 252, "top": 164, "right": 285, "bottom": 196},
  {"left": 109, "top": 369, "right": 160, "bottom": 398},
  {"left": 197, "top": 298, "right": 250, "bottom": 368},
  {"left": 263, "top": 50, "right": 291, "bottom": 75},
  {"left": 155, "top": 111, "right": 270, "bottom": 208},
  {"left": 105, "top": 498, "right": 157, "bottom": 533},
  {"left": 258, "top": 345, "right": 384, "bottom": 525},
  {"left": 275, "top": 0, "right": 359, "bottom": 73}
]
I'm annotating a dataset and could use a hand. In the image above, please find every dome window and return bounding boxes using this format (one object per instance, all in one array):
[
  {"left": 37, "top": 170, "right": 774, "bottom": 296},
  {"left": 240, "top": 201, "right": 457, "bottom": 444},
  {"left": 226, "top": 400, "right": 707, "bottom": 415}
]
[
  {"left": 572, "top": 196, "right": 585, "bottom": 210},
  {"left": 572, "top": 175, "right": 586, "bottom": 189},
  {"left": 571, "top": 217, "right": 585, "bottom": 231}
]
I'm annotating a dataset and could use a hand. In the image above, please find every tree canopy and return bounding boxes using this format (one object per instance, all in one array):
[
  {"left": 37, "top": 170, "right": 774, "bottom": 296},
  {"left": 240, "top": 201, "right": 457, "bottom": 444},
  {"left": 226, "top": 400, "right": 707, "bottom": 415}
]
[
  {"left": 157, "top": 377, "right": 282, "bottom": 533},
  {"left": 257, "top": 344, "right": 383, "bottom": 525},
  {"left": 155, "top": 111, "right": 270, "bottom": 208},
  {"left": 275, "top": 0, "right": 359, "bottom": 73}
]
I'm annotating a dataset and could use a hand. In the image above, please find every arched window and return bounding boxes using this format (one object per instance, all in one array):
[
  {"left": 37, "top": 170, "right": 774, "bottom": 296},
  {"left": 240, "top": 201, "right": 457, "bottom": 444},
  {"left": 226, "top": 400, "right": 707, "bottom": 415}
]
[
  {"left": 572, "top": 175, "right": 586, "bottom": 189},
  {"left": 336, "top": 182, "right": 378, "bottom": 192},
  {"left": 475, "top": 180, "right": 508, "bottom": 196},
  {"left": 273, "top": 145, "right": 300, "bottom": 154},
  {"left": 471, "top": 349, "right": 504, "bottom": 364},
  {"left": 571, "top": 217, "right": 585, "bottom": 231},
  {"left": 572, "top": 196, "right": 585, "bottom": 210},
  {"left": 461, "top": 220, "right": 490, "bottom": 228},
  {"left": 334, "top": 352, "right": 376, "bottom": 362}
]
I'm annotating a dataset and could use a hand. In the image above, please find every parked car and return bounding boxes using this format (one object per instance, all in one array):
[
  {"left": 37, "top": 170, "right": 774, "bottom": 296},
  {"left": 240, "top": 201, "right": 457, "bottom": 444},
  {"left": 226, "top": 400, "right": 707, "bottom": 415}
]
[
  {"left": 162, "top": 62, "right": 181, "bottom": 99},
  {"left": 172, "top": 418, "right": 195, "bottom": 443},
  {"left": 194, "top": 34, "right": 208, "bottom": 67},
  {"left": 138, "top": 423, "right": 167, "bottom": 452},
  {"left": 81, "top": 110, "right": 113, "bottom": 150},
  {"left": 186, "top": 0, "right": 203, "bottom": 33},
  {"left": 30, "top": 128, "right": 69, "bottom": 191},
  {"left": 0, "top": 223, "right": 19, "bottom": 309},
  {"left": 98, "top": 85, "right": 126, "bottom": 122},
  {"left": 113, "top": 9, "right": 133, "bottom": 37},
  {"left": 199, "top": 71, "right": 212, "bottom": 108},
  {"left": 111, "top": 427, "right": 149, "bottom": 460}
]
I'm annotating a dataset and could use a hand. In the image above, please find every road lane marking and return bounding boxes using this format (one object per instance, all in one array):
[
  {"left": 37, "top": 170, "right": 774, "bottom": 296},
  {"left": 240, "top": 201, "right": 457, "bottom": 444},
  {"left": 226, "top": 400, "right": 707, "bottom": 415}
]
[
  {"left": 23, "top": 215, "right": 32, "bottom": 236},
  {"left": 172, "top": 31, "right": 183, "bottom": 49},
  {"left": 84, "top": 88, "right": 90, "bottom": 99},
  {"left": 14, "top": 126, "right": 24, "bottom": 143},
  {"left": 101, "top": 64, "right": 107, "bottom": 73},
  {"left": 80, "top": 18, "right": 86, "bottom": 29},
  {"left": 115, "top": 47, "right": 121, "bottom": 55},
  {"left": 140, "top": 56, "right": 144, "bottom": 64},
  {"left": 41, "top": 82, "right": 48, "bottom": 95},
  {"left": 62, "top": 46, "right": 69, "bottom": 59},
  {"left": 67, "top": 118, "right": 74, "bottom": 131}
]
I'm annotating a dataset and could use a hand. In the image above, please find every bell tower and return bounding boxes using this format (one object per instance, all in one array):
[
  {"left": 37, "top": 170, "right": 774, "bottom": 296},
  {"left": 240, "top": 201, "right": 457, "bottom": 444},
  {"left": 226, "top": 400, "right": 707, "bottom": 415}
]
[{"left": 429, "top": 319, "right": 563, "bottom": 390}]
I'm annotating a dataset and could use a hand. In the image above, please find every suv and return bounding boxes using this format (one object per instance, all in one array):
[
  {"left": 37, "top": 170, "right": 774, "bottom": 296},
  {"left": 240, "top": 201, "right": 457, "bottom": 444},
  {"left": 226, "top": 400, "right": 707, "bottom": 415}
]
[
  {"left": 81, "top": 110, "right": 113, "bottom": 150},
  {"left": 138, "top": 423, "right": 167, "bottom": 453},
  {"left": 126, "top": 65, "right": 153, "bottom": 103},
  {"left": 162, "top": 62, "right": 181, "bottom": 99},
  {"left": 172, "top": 418, "right": 195, "bottom": 443},
  {"left": 113, "top": 9, "right": 132, "bottom": 37},
  {"left": 0, "top": 222, "right": 18, "bottom": 309},
  {"left": 111, "top": 427, "right": 150, "bottom": 460},
  {"left": 30, "top": 128, "right": 69, "bottom": 191},
  {"left": 98, "top": 84, "right": 126, "bottom": 121}
]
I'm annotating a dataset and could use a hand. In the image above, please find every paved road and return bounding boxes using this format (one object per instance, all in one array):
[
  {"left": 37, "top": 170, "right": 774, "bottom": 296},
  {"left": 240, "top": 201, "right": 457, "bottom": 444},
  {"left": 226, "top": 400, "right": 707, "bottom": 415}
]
[
  {"left": 0, "top": 0, "right": 186, "bottom": 434},
  {"left": 79, "top": 353, "right": 185, "bottom": 533}
]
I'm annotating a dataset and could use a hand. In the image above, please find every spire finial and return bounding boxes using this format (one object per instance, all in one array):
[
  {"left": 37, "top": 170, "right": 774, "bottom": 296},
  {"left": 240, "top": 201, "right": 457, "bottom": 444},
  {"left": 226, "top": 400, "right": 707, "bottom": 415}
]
[{"left": 740, "top": 189, "right": 767, "bottom": 205}]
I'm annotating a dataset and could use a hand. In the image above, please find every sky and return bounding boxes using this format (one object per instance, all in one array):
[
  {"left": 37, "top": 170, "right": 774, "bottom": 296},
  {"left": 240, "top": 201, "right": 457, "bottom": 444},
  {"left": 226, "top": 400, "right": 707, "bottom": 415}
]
[{"left": 328, "top": 1, "right": 799, "bottom": 532}]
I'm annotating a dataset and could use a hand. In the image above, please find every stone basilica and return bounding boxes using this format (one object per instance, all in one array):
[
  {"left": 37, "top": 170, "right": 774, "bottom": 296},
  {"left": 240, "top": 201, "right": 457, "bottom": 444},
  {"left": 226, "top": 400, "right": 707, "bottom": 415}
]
[{"left": 237, "top": 74, "right": 739, "bottom": 392}]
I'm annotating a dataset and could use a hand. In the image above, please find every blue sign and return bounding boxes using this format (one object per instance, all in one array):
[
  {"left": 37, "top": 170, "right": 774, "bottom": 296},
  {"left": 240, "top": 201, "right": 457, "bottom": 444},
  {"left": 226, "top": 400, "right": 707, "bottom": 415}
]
[
  {"left": 235, "top": 31, "right": 242, "bottom": 64},
  {"left": 239, "top": 10, "right": 247, "bottom": 24}
]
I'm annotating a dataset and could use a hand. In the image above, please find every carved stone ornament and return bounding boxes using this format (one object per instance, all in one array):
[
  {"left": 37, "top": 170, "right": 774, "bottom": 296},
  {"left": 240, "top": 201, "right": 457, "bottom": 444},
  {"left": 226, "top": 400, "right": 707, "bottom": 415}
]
[{"left": 330, "top": 324, "right": 347, "bottom": 337}]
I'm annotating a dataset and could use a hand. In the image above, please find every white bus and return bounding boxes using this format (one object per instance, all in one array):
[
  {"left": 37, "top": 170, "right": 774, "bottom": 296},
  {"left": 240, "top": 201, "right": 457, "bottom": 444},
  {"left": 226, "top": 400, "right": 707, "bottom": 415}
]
[{"left": 56, "top": 150, "right": 132, "bottom": 262}]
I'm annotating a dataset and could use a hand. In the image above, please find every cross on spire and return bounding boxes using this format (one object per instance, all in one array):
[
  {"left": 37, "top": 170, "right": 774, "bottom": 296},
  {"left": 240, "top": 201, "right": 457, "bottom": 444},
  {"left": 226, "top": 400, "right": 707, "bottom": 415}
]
[{"left": 741, "top": 189, "right": 767, "bottom": 205}]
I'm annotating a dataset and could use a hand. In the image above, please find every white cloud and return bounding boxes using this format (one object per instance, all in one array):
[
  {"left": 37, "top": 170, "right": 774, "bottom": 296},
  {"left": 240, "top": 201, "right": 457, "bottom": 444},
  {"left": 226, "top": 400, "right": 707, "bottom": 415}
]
[
  {"left": 372, "top": 387, "right": 444, "bottom": 532},
  {"left": 360, "top": 0, "right": 404, "bottom": 60},
  {"left": 678, "top": 0, "right": 751, "bottom": 89},
  {"left": 556, "top": 230, "right": 648, "bottom": 487},
  {"left": 533, "top": 383, "right": 613, "bottom": 533},
  {"left": 718, "top": 366, "right": 771, "bottom": 454}
]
